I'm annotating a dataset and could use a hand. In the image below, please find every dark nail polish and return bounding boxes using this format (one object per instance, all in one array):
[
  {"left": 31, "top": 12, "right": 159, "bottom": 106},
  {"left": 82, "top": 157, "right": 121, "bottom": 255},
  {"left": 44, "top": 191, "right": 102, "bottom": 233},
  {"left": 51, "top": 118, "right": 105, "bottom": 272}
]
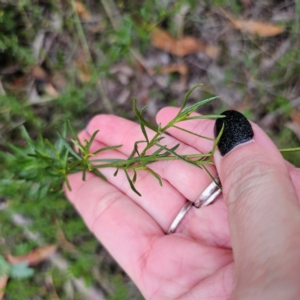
[{"left": 214, "top": 110, "right": 254, "bottom": 156}]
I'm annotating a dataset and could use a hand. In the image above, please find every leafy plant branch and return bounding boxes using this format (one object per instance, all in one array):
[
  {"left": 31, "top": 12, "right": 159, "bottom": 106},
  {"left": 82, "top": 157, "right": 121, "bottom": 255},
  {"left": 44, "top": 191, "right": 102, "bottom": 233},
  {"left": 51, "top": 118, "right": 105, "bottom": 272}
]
[
  {"left": 29, "top": 84, "right": 226, "bottom": 195},
  {"left": 28, "top": 84, "right": 299, "bottom": 196}
]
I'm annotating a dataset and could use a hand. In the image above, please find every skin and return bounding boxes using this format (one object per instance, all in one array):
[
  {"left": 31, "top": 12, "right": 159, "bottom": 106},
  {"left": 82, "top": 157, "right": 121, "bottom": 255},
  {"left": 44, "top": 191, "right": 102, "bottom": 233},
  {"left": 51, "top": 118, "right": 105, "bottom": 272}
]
[{"left": 65, "top": 107, "right": 300, "bottom": 299}]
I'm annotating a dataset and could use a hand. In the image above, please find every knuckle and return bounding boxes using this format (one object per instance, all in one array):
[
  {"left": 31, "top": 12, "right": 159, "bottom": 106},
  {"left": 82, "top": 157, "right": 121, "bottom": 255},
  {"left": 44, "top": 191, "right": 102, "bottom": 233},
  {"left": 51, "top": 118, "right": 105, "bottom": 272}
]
[{"left": 223, "top": 154, "right": 287, "bottom": 207}]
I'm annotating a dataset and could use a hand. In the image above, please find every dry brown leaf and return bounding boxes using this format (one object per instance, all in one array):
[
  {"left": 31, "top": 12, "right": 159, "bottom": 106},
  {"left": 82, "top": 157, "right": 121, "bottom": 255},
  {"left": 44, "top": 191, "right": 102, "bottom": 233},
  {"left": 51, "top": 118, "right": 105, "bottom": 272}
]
[
  {"left": 150, "top": 27, "right": 205, "bottom": 56},
  {"left": 31, "top": 66, "right": 48, "bottom": 81},
  {"left": 74, "top": 1, "right": 91, "bottom": 20},
  {"left": 0, "top": 276, "right": 8, "bottom": 300},
  {"left": 205, "top": 45, "right": 220, "bottom": 59},
  {"left": 44, "top": 83, "right": 60, "bottom": 98},
  {"left": 57, "top": 228, "right": 77, "bottom": 253},
  {"left": 230, "top": 19, "right": 284, "bottom": 37},
  {"left": 291, "top": 108, "right": 300, "bottom": 126},
  {"left": 51, "top": 71, "right": 67, "bottom": 91},
  {"left": 75, "top": 60, "right": 91, "bottom": 82},
  {"left": 156, "top": 64, "right": 188, "bottom": 76},
  {"left": 88, "top": 21, "right": 106, "bottom": 33},
  {"left": 6, "top": 245, "right": 57, "bottom": 266}
]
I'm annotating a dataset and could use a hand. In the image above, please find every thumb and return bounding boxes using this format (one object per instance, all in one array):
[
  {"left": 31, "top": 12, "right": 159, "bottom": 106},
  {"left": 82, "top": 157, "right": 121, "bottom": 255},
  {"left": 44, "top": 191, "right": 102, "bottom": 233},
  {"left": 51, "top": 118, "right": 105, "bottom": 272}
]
[{"left": 214, "top": 110, "right": 300, "bottom": 299}]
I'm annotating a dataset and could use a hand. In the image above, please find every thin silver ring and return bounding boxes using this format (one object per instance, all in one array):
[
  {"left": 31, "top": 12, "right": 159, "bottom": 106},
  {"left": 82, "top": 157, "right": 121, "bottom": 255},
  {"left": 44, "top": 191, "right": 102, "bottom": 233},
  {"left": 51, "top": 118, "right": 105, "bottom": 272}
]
[{"left": 167, "top": 177, "right": 221, "bottom": 234}]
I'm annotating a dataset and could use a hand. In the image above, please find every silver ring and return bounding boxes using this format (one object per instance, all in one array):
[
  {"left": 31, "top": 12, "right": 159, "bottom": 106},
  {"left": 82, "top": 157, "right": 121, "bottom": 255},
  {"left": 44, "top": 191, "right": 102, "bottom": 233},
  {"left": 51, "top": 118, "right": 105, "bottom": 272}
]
[{"left": 167, "top": 177, "right": 221, "bottom": 234}]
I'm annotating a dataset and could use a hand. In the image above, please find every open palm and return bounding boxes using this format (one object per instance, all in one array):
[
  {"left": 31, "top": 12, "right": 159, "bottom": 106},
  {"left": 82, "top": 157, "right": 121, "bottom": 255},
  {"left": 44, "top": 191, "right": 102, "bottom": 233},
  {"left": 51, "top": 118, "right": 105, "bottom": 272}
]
[{"left": 65, "top": 107, "right": 300, "bottom": 299}]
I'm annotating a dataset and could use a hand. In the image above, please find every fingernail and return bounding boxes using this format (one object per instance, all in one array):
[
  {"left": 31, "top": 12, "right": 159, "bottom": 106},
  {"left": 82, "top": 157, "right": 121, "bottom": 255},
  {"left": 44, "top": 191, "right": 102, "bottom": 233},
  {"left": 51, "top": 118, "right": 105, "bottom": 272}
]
[{"left": 214, "top": 110, "right": 254, "bottom": 156}]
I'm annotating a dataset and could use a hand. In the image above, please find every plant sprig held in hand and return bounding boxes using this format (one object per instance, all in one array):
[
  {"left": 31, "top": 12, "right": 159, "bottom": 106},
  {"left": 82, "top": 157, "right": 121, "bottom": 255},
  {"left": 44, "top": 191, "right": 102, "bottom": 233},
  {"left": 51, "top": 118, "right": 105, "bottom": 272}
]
[
  {"left": 28, "top": 84, "right": 300, "bottom": 196},
  {"left": 29, "top": 84, "right": 225, "bottom": 196}
]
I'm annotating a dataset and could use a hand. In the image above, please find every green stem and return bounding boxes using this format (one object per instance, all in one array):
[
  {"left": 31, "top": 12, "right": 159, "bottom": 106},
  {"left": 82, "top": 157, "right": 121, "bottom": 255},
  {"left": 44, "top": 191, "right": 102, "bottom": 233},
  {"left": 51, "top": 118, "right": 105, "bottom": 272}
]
[{"left": 89, "top": 152, "right": 212, "bottom": 169}]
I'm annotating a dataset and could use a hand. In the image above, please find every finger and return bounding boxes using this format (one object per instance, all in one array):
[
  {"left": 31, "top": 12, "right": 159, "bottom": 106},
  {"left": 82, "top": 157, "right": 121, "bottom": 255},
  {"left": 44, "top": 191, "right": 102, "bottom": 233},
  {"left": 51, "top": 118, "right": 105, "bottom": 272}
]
[
  {"left": 213, "top": 110, "right": 300, "bottom": 297},
  {"left": 65, "top": 172, "right": 233, "bottom": 298},
  {"left": 65, "top": 172, "right": 162, "bottom": 286},
  {"left": 77, "top": 130, "right": 231, "bottom": 247},
  {"left": 77, "top": 130, "right": 187, "bottom": 233},
  {"left": 86, "top": 114, "right": 217, "bottom": 202},
  {"left": 157, "top": 107, "right": 300, "bottom": 204},
  {"left": 156, "top": 107, "right": 215, "bottom": 153}
]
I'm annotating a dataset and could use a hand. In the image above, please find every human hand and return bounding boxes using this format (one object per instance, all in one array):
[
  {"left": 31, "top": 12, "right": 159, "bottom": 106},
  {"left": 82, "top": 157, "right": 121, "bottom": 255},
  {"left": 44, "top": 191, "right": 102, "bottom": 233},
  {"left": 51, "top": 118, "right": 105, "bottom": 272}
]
[{"left": 65, "top": 107, "right": 300, "bottom": 299}]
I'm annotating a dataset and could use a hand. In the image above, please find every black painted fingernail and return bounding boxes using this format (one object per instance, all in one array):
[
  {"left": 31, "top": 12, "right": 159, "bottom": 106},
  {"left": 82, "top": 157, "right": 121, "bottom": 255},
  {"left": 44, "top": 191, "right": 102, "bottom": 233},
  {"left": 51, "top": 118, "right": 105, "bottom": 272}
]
[{"left": 214, "top": 110, "right": 254, "bottom": 156}]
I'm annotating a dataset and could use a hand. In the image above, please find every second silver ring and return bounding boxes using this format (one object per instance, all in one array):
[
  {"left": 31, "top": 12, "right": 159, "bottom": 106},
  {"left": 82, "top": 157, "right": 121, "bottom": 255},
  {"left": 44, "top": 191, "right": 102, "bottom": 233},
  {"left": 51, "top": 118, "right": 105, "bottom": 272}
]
[{"left": 167, "top": 177, "right": 222, "bottom": 234}]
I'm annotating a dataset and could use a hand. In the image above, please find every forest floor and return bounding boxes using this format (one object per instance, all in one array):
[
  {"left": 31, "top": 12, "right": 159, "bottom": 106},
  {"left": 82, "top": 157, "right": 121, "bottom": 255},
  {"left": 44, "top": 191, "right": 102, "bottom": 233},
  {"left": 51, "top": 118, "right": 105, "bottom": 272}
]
[{"left": 1, "top": 0, "right": 300, "bottom": 299}]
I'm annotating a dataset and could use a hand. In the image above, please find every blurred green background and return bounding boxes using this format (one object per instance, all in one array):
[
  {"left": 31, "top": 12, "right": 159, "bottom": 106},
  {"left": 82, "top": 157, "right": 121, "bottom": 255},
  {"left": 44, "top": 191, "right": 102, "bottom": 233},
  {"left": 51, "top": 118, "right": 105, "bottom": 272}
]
[{"left": 1, "top": 0, "right": 300, "bottom": 299}]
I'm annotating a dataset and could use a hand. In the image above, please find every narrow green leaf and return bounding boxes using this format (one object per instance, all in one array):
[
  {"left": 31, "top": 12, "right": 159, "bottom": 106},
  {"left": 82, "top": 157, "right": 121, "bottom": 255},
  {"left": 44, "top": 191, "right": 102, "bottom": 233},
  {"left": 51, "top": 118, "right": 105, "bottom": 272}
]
[
  {"left": 155, "top": 136, "right": 165, "bottom": 143},
  {"left": 19, "top": 125, "right": 35, "bottom": 151},
  {"left": 124, "top": 170, "right": 141, "bottom": 196},
  {"left": 32, "top": 150, "right": 56, "bottom": 164},
  {"left": 92, "top": 144, "right": 122, "bottom": 155},
  {"left": 133, "top": 99, "right": 156, "bottom": 131},
  {"left": 86, "top": 130, "right": 100, "bottom": 152},
  {"left": 67, "top": 160, "right": 82, "bottom": 170},
  {"left": 177, "top": 96, "right": 219, "bottom": 119},
  {"left": 157, "top": 123, "right": 162, "bottom": 134},
  {"left": 82, "top": 166, "right": 87, "bottom": 181},
  {"left": 165, "top": 146, "right": 202, "bottom": 169},
  {"left": 178, "top": 83, "right": 203, "bottom": 116},
  {"left": 71, "top": 139, "right": 85, "bottom": 154},
  {"left": 56, "top": 130, "right": 81, "bottom": 160},
  {"left": 148, "top": 144, "right": 168, "bottom": 159},
  {"left": 128, "top": 140, "right": 146, "bottom": 159},
  {"left": 280, "top": 147, "right": 300, "bottom": 152},
  {"left": 67, "top": 119, "right": 84, "bottom": 148},
  {"left": 211, "top": 122, "right": 224, "bottom": 158},
  {"left": 45, "top": 139, "right": 61, "bottom": 159},
  {"left": 132, "top": 169, "right": 137, "bottom": 183},
  {"left": 160, "top": 143, "right": 180, "bottom": 157},
  {"left": 145, "top": 167, "right": 163, "bottom": 186},
  {"left": 89, "top": 158, "right": 124, "bottom": 163},
  {"left": 64, "top": 174, "right": 72, "bottom": 191},
  {"left": 172, "top": 125, "right": 214, "bottom": 141},
  {"left": 202, "top": 164, "right": 220, "bottom": 187},
  {"left": 184, "top": 115, "right": 225, "bottom": 121},
  {"left": 92, "top": 168, "right": 107, "bottom": 181},
  {"left": 140, "top": 123, "right": 149, "bottom": 144}
]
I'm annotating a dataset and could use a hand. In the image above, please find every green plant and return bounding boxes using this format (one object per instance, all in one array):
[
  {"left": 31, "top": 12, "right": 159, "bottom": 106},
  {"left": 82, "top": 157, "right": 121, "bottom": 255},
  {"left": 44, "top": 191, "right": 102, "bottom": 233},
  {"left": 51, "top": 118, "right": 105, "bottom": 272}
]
[
  {"left": 23, "top": 83, "right": 300, "bottom": 197},
  {"left": 28, "top": 84, "right": 225, "bottom": 196}
]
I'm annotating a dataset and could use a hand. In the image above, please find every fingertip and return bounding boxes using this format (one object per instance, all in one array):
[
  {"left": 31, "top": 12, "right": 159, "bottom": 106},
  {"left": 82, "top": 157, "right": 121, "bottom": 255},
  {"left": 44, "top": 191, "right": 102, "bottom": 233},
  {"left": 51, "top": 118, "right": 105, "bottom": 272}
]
[
  {"left": 156, "top": 107, "right": 180, "bottom": 126},
  {"left": 86, "top": 114, "right": 119, "bottom": 136}
]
